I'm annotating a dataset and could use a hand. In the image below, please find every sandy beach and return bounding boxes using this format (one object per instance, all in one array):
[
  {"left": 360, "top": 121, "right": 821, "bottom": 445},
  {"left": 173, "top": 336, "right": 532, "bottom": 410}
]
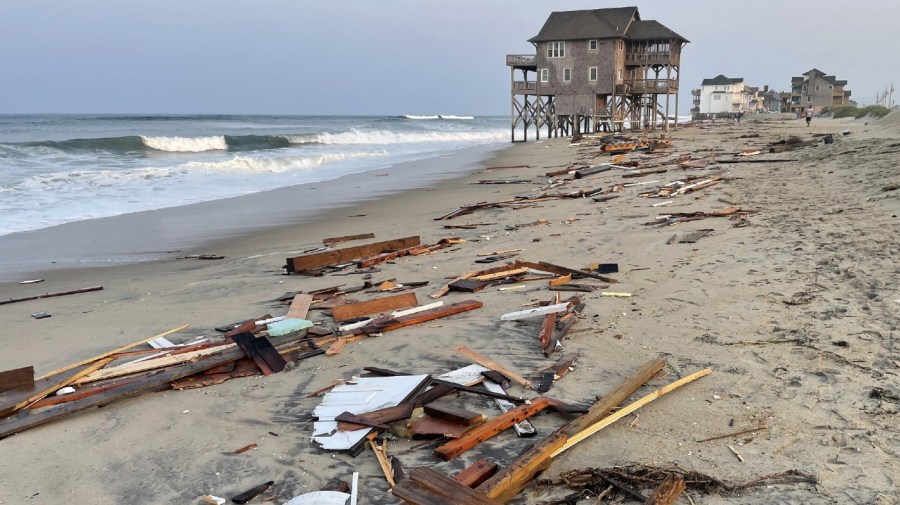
[{"left": 1, "top": 113, "right": 898, "bottom": 504}]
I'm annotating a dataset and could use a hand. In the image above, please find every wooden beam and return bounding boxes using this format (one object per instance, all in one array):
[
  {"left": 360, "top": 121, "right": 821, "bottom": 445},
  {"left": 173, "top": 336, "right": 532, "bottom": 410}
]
[
  {"left": 454, "top": 346, "right": 532, "bottom": 389},
  {"left": 476, "top": 431, "right": 567, "bottom": 502},
  {"left": 286, "top": 236, "right": 421, "bottom": 272},
  {"left": 13, "top": 358, "right": 113, "bottom": 414},
  {"left": 430, "top": 271, "right": 477, "bottom": 299},
  {"left": 0, "top": 286, "right": 103, "bottom": 306},
  {"left": 323, "top": 233, "right": 375, "bottom": 245},
  {"left": 454, "top": 459, "right": 499, "bottom": 488},
  {"left": 408, "top": 468, "right": 502, "bottom": 505},
  {"left": 424, "top": 403, "right": 484, "bottom": 426},
  {"left": 361, "top": 300, "right": 483, "bottom": 334},
  {"left": 567, "top": 358, "right": 665, "bottom": 434},
  {"left": 331, "top": 292, "right": 419, "bottom": 323},
  {"left": 553, "top": 369, "right": 712, "bottom": 456},
  {"left": 230, "top": 332, "right": 286, "bottom": 376},
  {"left": 433, "top": 398, "right": 551, "bottom": 461}
]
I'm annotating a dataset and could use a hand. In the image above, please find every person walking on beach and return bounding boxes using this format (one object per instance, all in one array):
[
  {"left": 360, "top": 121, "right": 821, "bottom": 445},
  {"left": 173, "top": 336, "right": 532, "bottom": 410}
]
[{"left": 805, "top": 105, "right": 814, "bottom": 127}]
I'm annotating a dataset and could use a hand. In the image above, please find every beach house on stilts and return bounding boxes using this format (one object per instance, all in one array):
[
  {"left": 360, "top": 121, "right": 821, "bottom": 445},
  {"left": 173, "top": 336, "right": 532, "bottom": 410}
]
[{"left": 506, "top": 6, "right": 688, "bottom": 141}]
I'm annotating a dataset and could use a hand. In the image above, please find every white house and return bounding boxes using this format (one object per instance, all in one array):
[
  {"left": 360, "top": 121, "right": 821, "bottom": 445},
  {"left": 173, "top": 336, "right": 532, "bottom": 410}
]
[{"left": 698, "top": 75, "right": 749, "bottom": 114}]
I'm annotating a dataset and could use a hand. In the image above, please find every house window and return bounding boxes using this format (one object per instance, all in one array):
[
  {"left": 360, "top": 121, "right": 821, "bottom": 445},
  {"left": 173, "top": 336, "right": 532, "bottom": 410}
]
[
  {"left": 589, "top": 40, "right": 598, "bottom": 50},
  {"left": 807, "top": 96, "right": 812, "bottom": 102},
  {"left": 815, "top": 85, "right": 820, "bottom": 91},
  {"left": 589, "top": 67, "right": 597, "bottom": 81},
  {"left": 802, "top": 85, "right": 807, "bottom": 91},
  {"left": 563, "top": 68, "right": 571, "bottom": 82},
  {"left": 540, "top": 68, "right": 548, "bottom": 83},
  {"left": 616, "top": 68, "right": 623, "bottom": 80},
  {"left": 547, "top": 41, "right": 565, "bottom": 58},
  {"left": 829, "top": 85, "right": 833, "bottom": 89},
  {"left": 714, "top": 95, "right": 721, "bottom": 100}
]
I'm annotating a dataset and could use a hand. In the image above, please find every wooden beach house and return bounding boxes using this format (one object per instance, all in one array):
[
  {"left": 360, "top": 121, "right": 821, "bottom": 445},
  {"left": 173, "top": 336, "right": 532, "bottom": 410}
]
[
  {"left": 789, "top": 69, "right": 851, "bottom": 115},
  {"left": 506, "top": 6, "right": 688, "bottom": 140}
]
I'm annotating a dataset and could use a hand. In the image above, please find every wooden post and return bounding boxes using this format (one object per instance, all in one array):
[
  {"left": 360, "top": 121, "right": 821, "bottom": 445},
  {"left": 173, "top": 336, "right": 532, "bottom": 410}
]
[{"left": 644, "top": 474, "right": 686, "bottom": 505}]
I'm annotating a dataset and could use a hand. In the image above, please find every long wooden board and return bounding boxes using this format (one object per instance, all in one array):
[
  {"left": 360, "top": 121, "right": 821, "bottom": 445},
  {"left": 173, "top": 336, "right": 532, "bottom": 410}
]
[
  {"left": 514, "top": 260, "right": 619, "bottom": 284},
  {"left": 323, "top": 233, "right": 375, "bottom": 245},
  {"left": 0, "top": 286, "right": 103, "bottom": 306},
  {"left": 361, "top": 300, "right": 483, "bottom": 334},
  {"left": 0, "top": 366, "right": 34, "bottom": 393},
  {"left": 286, "top": 294, "right": 314, "bottom": 320},
  {"left": 454, "top": 346, "right": 532, "bottom": 389},
  {"left": 286, "top": 236, "right": 421, "bottom": 272},
  {"left": 433, "top": 398, "right": 550, "bottom": 461},
  {"left": 331, "top": 292, "right": 419, "bottom": 323},
  {"left": 0, "top": 333, "right": 305, "bottom": 439}
]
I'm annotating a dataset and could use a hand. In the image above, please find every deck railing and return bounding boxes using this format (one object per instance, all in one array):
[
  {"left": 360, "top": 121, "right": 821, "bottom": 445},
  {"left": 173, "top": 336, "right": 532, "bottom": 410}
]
[
  {"left": 506, "top": 54, "right": 536, "bottom": 67},
  {"left": 625, "top": 52, "right": 676, "bottom": 65},
  {"left": 512, "top": 81, "right": 537, "bottom": 93},
  {"left": 621, "top": 79, "right": 678, "bottom": 93}
]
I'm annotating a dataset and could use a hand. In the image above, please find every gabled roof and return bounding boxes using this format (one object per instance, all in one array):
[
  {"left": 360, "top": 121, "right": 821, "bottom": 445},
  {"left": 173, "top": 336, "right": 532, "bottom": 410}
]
[
  {"left": 529, "top": 7, "right": 639, "bottom": 42},
  {"left": 625, "top": 20, "right": 689, "bottom": 42},
  {"left": 702, "top": 74, "right": 744, "bottom": 86},
  {"left": 804, "top": 68, "right": 826, "bottom": 77}
]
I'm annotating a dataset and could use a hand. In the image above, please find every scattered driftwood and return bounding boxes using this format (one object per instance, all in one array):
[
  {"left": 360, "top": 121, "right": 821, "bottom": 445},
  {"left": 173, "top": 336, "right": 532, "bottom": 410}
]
[
  {"left": 539, "top": 465, "right": 817, "bottom": 496},
  {"left": 286, "top": 236, "right": 421, "bottom": 273},
  {"left": 1, "top": 286, "right": 104, "bottom": 306}
]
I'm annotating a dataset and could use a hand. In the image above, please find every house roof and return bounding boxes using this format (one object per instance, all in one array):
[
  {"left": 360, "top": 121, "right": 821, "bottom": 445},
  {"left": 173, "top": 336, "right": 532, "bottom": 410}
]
[
  {"left": 804, "top": 68, "right": 826, "bottom": 77},
  {"left": 702, "top": 74, "right": 744, "bottom": 86},
  {"left": 529, "top": 7, "right": 639, "bottom": 42},
  {"left": 625, "top": 20, "right": 689, "bottom": 42}
]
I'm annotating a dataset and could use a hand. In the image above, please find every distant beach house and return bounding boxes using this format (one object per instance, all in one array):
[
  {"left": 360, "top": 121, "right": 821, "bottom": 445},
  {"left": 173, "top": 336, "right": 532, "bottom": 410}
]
[
  {"left": 758, "top": 86, "right": 784, "bottom": 113},
  {"left": 506, "top": 6, "right": 688, "bottom": 140},
  {"left": 789, "top": 69, "right": 851, "bottom": 114},
  {"left": 697, "top": 75, "right": 749, "bottom": 115}
]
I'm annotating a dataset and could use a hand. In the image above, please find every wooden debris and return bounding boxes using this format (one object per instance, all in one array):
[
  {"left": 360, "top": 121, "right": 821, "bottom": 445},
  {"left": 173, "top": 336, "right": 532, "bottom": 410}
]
[
  {"left": 232, "top": 481, "right": 274, "bottom": 504},
  {"left": 286, "top": 236, "right": 421, "bottom": 273},
  {"left": 676, "top": 229, "right": 714, "bottom": 244},
  {"left": 359, "top": 300, "right": 483, "bottom": 334},
  {"left": 483, "top": 380, "right": 536, "bottom": 437},
  {"left": 515, "top": 260, "right": 619, "bottom": 283},
  {"left": 454, "top": 346, "right": 533, "bottom": 389},
  {"left": 424, "top": 403, "right": 484, "bottom": 426},
  {"left": 234, "top": 443, "right": 257, "bottom": 454},
  {"left": 406, "top": 412, "right": 470, "bottom": 439},
  {"left": 0, "top": 285, "right": 103, "bottom": 306},
  {"left": 393, "top": 467, "right": 503, "bottom": 505},
  {"left": 331, "top": 292, "right": 418, "bottom": 322},
  {"left": 230, "top": 332, "right": 286, "bottom": 375},
  {"left": 430, "top": 271, "right": 477, "bottom": 299},
  {"left": 500, "top": 303, "right": 570, "bottom": 321},
  {"left": 552, "top": 369, "right": 711, "bottom": 457},
  {"left": 323, "top": 233, "right": 375, "bottom": 245},
  {"left": 448, "top": 279, "right": 490, "bottom": 293},
  {"left": 286, "top": 294, "right": 314, "bottom": 320},
  {"left": 369, "top": 433, "right": 397, "bottom": 488},
  {"left": 644, "top": 474, "right": 686, "bottom": 505},
  {"left": 0, "top": 366, "right": 34, "bottom": 393},
  {"left": 433, "top": 398, "right": 551, "bottom": 461},
  {"left": 455, "top": 459, "right": 500, "bottom": 488}
]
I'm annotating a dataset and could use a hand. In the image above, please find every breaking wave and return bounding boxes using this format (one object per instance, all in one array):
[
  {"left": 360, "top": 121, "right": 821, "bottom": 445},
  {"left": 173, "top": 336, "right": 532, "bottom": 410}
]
[{"left": 141, "top": 135, "right": 227, "bottom": 152}]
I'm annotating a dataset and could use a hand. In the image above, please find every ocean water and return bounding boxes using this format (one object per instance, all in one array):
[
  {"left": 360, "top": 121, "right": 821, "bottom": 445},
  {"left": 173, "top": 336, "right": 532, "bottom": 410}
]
[{"left": 0, "top": 114, "right": 509, "bottom": 237}]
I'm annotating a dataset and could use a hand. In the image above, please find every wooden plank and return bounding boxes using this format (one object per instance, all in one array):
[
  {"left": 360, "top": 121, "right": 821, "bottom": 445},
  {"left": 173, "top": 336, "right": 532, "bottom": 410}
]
[
  {"left": 0, "top": 286, "right": 103, "bottom": 306},
  {"left": 476, "top": 431, "right": 567, "bottom": 502},
  {"left": 360, "top": 300, "right": 483, "bottom": 334},
  {"left": 515, "top": 260, "right": 619, "bottom": 284},
  {"left": 364, "top": 367, "right": 524, "bottom": 404},
  {"left": 408, "top": 468, "right": 502, "bottom": 505},
  {"left": 393, "top": 479, "right": 459, "bottom": 505},
  {"left": 433, "top": 398, "right": 551, "bottom": 461},
  {"left": 407, "top": 414, "right": 470, "bottom": 439},
  {"left": 553, "top": 369, "right": 712, "bottom": 456},
  {"left": 0, "top": 366, "right": 34, "bottom": 393},
  {"left": 538, "top": 311, "right": 558, "bottom": 355},
  {"left": 424, "top": 403, "right": 484, "bottom": 426},
  {"left": 472, "top": 267, "right": 528, "bottom": 281},
  {"left": 454, "top": 347, "right": 532, "bottom": 389},
  {"left": 35, "top": 324, "right": 190, "bottom": 380},
  {"left": 286, "top": 294, "right": 314, "bottom": 320},
  {"left": 678, "top": 229, "right": 714, "bottom": 244},
  {"left": 430, "top": 270, "right": 476, "bottom": 299},
  {"left": 454, "top": 459, "right": 499, "bottom": 488},
  {"left": 448, "top": 279, "right": 490, "bottom": 293},
  {"left": 331, "top": 292, "right": 419, "bottom": 323},
  {"left": 477, "top": 359, "right": 667, "bottom": 502},
  {"left": 73, "top": 344, "right": 235, "bottom": 384},
  {"left": 369, "top": 434, "right": 397, "bottom": 488},
  {"left": 230, "top": 332, "right": 286, "bottom": 375},
  {"left": 12, "top": 358, "right": 113, "bottom": 414},
  {"left": 323, "top": 233, "right": 375, "bottom": 245},
  {"left": 548, "top": 274, "right": 571, "bottom": 287},
  {"left": 232, "top": 481, "right": 274, "bottom": 504},
  {"left": 286, "top": 236, "right": 421, "bottom": 272},
  {"left": 500, "top": 303, "right": 569, "bottom": 321},
  {"left": 0, "top": 333, "right": 306, "bottom": 439}
]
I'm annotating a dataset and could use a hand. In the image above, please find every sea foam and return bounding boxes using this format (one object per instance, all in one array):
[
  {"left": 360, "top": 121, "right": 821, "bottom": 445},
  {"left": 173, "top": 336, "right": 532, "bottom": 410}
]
[{"left": 141, "top": 135, "right": 228, "bottom": 152}]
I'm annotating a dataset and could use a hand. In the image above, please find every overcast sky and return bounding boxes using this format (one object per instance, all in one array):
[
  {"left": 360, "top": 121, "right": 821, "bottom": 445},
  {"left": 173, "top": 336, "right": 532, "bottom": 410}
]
[{"left": 1, "top": 1, "right": 897, "bottom": 115}]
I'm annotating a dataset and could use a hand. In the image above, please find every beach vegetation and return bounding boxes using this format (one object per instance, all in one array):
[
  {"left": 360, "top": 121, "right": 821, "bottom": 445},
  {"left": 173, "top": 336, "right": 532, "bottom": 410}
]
[{"left": 819, "top": 105, "right": 891, "bottom": 119}]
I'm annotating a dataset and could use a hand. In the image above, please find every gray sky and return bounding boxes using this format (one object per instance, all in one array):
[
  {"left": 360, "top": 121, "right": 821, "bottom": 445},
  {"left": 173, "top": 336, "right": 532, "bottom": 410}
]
[{"left": 1, "top": 1, "right": 897, "bottom": 115}]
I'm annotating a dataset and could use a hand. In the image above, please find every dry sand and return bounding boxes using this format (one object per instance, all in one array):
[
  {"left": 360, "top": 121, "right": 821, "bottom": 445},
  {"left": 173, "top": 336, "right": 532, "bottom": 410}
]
[{"left": 0, "top": 113, "right": 898, "bottom": 504}]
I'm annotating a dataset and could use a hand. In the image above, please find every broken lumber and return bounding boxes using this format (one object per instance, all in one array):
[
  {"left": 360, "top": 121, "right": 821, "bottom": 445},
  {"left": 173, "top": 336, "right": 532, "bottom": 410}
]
[
  {"left": 230, "top": 332, "right": 286, "bottom": 375},
  {"left": 359, "top": 300, "right": 483, "bottom": 334},
  {"left": 455, "top": 460, "right": 499, "bottom": 488},
  {"left": 0, "top": 286, "right": 104, "bottom": 306},
  {"left": 286, "top": 294, "right": 314, "bottom": 320},
  {"left": 331, "top": 292, "right": 418, "bottom": 322},
  {"left": 476, "top": 359, "right": 665, "bottom": 502},
  {"left": 552, "top": 369, "right": 712, "bottom": 457},
  {"left": 286, "top": 236, "right": 420, "bottom": 273},
  {"left": 483, "top": 380, "right": 535, "bottom": 437},
  {"left": 644, "top": 474, "right": 686, "bottom": 505},
  {"left": 424, "top": 403, "right": 484, "bottom": 426},
  {"left": 35, "top": 324, "right": 190, "bottom": 381},
  {"left": 433, "top": 398, "right": 551, "bottom": 461},
  {"left": 454, "top": 347, "right": 532, "bottom": 389},
  {"left": 430, "top": 270, "right": 477, "bottom": 299},
  {"left": 515, "top": 260, "right": 618, "bottom": 284},
  {"left": 500, "top": 303, "right": 569, "bottom": 321},
  {"left": 394, "top": 467, "right": 503, "bottom": 505},
  {"left": 323, "top": 233, "right": 375, "bottom": 245},
  {"left": 0, "top": 366, "right": 34, "bottom": 393}
]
